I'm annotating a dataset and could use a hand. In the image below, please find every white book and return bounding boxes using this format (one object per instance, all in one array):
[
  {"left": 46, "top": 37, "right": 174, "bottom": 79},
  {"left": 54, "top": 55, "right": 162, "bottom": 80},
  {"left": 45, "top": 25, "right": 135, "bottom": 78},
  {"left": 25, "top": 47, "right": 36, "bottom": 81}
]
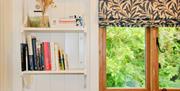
[
  {"left": 50, "top": 42, "right": 56, "bottom": 71},
  {"left": 27, "top": 35, "right": 33, "bottom": 55},
  {"left": 26, "top": 35, "right": 34, "bottom": 70},
  {"left": 54, "top": 44, "right": 60, "bottom": 71},
  {"left": 64, "top": 53, "right": 69, "bottom": 70}
]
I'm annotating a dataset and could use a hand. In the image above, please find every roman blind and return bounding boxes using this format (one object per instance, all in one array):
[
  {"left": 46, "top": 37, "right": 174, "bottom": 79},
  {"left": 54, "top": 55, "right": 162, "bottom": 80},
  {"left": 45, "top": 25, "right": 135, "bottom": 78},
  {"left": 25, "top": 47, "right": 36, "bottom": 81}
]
[{"left": 99, "top": 0, "right": 180, "bottom": 27}]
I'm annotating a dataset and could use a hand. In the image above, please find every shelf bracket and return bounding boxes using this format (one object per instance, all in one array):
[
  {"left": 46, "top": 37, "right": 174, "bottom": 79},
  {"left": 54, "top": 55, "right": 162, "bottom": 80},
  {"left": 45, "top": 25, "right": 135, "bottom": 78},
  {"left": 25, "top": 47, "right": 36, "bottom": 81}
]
[
  {"left": 22, "top": 75, "right": 34, "bottom": 89},
  {"left": 84, "top": 74, "right": 87, "bottom": 88}
]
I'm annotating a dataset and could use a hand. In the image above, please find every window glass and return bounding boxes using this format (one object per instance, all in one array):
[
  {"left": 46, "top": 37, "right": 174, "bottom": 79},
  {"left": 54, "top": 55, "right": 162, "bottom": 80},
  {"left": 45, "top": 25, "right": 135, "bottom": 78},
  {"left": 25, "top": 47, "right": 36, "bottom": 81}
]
[
  {"left": 158, "top": 27, "right": 180, "bottom": 88},
  {"left": 106, "top": 27, "right": 145, "bottom": 87}
]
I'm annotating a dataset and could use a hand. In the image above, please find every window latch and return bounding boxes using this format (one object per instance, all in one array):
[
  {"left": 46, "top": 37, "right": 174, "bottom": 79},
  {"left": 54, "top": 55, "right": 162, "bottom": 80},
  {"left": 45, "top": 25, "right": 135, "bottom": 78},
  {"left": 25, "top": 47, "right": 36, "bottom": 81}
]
[
  {"left": 156, "top": 37, "right": 165, "bottom": 53},
  {"left": 162, "top": 88, "right": 167, "bottom": 91}
]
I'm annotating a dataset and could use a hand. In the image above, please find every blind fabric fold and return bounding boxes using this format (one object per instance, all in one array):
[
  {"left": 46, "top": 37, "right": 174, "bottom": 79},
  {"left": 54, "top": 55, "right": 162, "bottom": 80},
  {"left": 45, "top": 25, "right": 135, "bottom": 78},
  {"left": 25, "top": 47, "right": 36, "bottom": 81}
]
[{"left": 99, "top": 0, "right": 180, "bottom": 27}]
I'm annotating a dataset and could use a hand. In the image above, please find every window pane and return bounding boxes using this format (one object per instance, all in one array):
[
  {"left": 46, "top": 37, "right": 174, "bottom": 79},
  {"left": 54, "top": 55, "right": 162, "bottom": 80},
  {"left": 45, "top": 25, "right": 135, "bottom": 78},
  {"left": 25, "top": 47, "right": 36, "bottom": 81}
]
[
  {"left": 106, "top": 27, "right": 145, "bottom": 87},
  {"left": 159, "top": 27, "right": 180, "bottom": 88}
]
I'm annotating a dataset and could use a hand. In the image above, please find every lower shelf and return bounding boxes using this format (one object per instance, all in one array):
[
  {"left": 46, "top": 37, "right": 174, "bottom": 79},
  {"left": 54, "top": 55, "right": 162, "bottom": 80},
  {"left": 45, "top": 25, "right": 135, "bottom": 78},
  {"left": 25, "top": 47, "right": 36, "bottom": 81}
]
[{"left": 22, "top": 69, "right": 86, "bottom": 75}]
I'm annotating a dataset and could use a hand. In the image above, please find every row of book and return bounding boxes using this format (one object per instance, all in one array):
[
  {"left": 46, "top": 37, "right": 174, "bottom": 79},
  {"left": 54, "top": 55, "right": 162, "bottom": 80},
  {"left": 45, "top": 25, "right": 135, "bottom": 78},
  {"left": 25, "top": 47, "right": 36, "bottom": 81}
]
[{"left": 21, "top": 35, "right": 69, "bottom": 71}]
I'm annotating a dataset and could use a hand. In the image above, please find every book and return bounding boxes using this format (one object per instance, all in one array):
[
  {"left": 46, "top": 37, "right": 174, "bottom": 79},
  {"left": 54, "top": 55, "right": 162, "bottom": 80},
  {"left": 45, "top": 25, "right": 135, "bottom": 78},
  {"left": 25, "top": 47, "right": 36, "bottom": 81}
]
[
  {"left": 54, "top": 44, "right": 60, "bottom": 71},
  {"left": 40, "top": 43, "right": 45, "bottom": 70},
  {"left": 20, "top": 43, "right": 27, "bottom": 71},
  {"left": 32, "top": 36, "right": 38, "bottom": 70},
  {"left": 36, "top": 40, "right": 41, "bottom": 70},
  {"left": 64, "top": 53, "right": 69, "bottom": 70},
  {"left": 43, "top": 42, "right": 51, "bottom": 70},
  {"left": 50, "top": 18, "right": 76, "bottom": 28},
  {"left": 50, "top": 42, "right": 56, "bottom": 71},
  {"left": 58, "top": 49, "right": 62, "bottom": 70},
  {"left": 48, "top": 43, "right": 52, "bottom": 70},
  {"left": 27, "top": 35, "right": 34, "bottom": 70},
  {"left": 60, "top": 50, "right": 65, "bottom": 70}
]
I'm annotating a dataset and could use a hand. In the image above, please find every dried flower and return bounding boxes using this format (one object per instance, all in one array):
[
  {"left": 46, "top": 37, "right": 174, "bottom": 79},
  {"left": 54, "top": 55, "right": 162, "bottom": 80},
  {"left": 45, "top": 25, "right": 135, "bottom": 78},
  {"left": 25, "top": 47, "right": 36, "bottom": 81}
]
[{"left": 40, "top": 0, "right": 54, "bottom": 14}]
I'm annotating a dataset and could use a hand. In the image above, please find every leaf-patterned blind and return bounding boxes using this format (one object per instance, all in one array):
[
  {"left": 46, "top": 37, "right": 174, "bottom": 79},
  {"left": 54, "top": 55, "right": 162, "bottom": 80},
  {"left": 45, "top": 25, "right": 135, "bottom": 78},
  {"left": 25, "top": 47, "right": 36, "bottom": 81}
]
[{"left": 99, "top": 0, "right": 180, "bottom": 27}]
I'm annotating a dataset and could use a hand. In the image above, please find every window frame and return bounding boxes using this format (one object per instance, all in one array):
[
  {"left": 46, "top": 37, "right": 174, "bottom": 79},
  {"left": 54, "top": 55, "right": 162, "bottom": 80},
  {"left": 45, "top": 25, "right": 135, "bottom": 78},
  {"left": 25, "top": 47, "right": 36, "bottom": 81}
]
[{"left": 99, "top": 27, "right": 180, "bottom": 91}]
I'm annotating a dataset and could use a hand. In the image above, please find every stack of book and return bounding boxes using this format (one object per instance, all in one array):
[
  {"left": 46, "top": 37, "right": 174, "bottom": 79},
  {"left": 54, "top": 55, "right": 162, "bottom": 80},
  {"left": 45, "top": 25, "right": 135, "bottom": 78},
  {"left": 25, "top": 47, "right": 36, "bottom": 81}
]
[
  {"left": 21, "top": 35, "right": 68, "bottom": 71},
  {"left": 50, "top": 15, "right": 84, "bottom": 28}
]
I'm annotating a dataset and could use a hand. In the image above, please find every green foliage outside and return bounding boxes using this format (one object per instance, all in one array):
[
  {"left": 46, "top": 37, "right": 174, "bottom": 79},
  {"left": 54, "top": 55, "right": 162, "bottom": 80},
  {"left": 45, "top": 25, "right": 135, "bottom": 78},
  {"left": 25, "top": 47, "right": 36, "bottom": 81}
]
[
  {"left": 106, "top": 27, "right": 180, "bottom": 88},
  {"left": 106, "top": 27, "right": 145, "bottom": 87},
  {"left": 159, "top": 27, "right": 180, "bottom": 88}
]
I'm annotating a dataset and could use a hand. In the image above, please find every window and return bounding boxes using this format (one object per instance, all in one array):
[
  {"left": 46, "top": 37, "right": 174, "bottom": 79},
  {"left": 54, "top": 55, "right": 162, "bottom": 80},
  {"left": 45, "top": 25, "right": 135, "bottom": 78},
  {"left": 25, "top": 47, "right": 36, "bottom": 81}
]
[
  {"left": 106, "top": 27, "right": 146, "bottom": 88},
  {"left": 158, "top": 28, "right": 180, "bottom": 88},
  {"left": 99, "top": 27, "right": 180, "bottom": 91}
]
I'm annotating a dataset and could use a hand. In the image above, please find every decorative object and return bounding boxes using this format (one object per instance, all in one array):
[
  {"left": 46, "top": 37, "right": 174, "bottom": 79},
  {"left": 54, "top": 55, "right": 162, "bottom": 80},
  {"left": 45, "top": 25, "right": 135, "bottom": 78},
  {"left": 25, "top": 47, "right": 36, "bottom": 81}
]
[
  {"left": 38, "top": 0, "right": 54, "bottom": 27},
  {"left": 49, "top": 15, "right": 84, "bottom": 28},
  {"left": 28, "top": 16, "right": 49, "bottom": 27}
]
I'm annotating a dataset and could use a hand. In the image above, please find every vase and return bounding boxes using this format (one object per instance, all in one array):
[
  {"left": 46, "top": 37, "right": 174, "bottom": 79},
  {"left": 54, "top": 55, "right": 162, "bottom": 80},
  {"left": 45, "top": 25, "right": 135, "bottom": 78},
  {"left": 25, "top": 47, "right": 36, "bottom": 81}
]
[{"left": 40, "top": 12, "right": 49, "bottom": 27}]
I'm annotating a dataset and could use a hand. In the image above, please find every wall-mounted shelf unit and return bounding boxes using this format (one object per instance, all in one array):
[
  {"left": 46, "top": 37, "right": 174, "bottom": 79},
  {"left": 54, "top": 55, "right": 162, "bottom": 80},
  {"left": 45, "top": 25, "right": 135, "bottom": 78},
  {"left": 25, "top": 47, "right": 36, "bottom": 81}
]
[{"left": 20, "top": 0, "right": 89, "bottom": 91}]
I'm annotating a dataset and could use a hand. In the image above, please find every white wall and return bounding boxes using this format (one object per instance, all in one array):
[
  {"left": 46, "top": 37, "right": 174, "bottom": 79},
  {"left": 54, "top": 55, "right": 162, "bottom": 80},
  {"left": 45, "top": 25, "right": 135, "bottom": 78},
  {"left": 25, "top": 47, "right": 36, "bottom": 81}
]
[
  {"left": 12, "top": 0, "right": 23, "bottom": 90},
  {"left": 89, "top": 0, "right": 99, "bottom": 91},
  {"left": 0, "top": 0, "right": 13, "bottom": 91}
]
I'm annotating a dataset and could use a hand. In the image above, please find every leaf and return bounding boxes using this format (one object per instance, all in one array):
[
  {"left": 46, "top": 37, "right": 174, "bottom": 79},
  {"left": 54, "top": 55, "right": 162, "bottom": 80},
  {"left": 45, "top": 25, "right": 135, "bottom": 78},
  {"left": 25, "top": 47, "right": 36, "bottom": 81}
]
[
  {"left": 134, "top": 3, "right": 141, "bottom": 6},
  {"left": 132, "top": 13, "right": 139, "bottom": 18},
  {"left": 122, "top": 3, "right": 127, "bottom": 10},
  {"left": 166, "top": 11, "right": 174, "bottom": 16},
  {"left": 131, "top": 10, "right": 136, "bottom": 18},
  {"left": 118, "top": 11, "right": 126, "bottom": 17},
  {"left": 132, "top": 7, "right": 137, "bottom": 12},
  {"left": 167, "top": 2, "right": 173, "bottom": 9}
]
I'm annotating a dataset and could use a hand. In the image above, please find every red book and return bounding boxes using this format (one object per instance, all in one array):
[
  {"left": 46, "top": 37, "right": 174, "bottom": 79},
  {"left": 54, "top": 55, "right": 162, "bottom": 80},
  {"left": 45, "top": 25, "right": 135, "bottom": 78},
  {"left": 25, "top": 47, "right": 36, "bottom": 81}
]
[{"left": 43, "top": 42, "right": 51, "bottom": 70}]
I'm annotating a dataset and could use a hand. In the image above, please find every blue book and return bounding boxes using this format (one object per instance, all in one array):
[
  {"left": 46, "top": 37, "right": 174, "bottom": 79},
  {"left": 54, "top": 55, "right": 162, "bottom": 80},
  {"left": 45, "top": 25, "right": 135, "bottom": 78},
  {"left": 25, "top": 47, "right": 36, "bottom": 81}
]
[
  {"left": 20, "top": 43, "right": 27, "bottom": 71},
  {"left": 40, "top": 43, "right": 45, "bottom": 70},
  {"left": 32, "top": 37, "right": 37, "bottom": 70}
]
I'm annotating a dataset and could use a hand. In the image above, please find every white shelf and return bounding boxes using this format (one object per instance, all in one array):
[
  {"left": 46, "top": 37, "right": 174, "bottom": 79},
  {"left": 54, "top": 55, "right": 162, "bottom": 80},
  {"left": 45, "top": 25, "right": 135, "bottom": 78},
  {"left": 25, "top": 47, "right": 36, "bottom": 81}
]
[
  {"left": 22, "top": 27, "right": 86, "bottom": 33},
  {"left": 22, "top": 70, "right": 86, "bottom": 75}
]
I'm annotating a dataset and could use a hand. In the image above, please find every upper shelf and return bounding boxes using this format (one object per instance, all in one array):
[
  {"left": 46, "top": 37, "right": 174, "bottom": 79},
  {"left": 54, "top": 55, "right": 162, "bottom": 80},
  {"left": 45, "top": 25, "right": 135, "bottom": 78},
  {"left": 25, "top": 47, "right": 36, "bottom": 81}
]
[{"left": 22, "top": 27, "right": 86, "bottom": 33}]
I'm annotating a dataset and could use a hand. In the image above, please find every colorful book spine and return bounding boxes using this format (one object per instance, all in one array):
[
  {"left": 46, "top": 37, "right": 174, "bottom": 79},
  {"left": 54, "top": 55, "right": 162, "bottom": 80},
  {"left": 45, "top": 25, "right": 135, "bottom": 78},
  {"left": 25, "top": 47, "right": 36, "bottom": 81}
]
[
  {"left": 64, "top": 53, "right": 69, "bottom": 70},
  {"left": 50, "top": 42, "right": 56, "bottom": 71},
  {"left": 58, "top": 49, "right": 62, "bottom": 70},
  {"left": 55, "top": 44, "right": 60, "bottom": 71},
  {"left": 40, "top": 43, "right": 44, "bottom": 70},
  {"left": 48, "top": 43, "right": 52, "bottom": 70},
  {"left": 60, "top": 50, "right": 65, "bottom": 70},
  {"left": 43, "top": 42, "right": 51, "bottom": 70},
  {"left": 27, "top": 35, "right": 34, "bottom": 70},
  {"left": 32, "top": 37, "right": 37, "bottom": 70},
  {"left": 25, "top": 35, "right": 69, "bottom": 71},
  {"left": 36, "top": 40, "right": 41, "bottom": 70},
  {"left": 20, "top": 43, "right": 27, "bottom": 71}
]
